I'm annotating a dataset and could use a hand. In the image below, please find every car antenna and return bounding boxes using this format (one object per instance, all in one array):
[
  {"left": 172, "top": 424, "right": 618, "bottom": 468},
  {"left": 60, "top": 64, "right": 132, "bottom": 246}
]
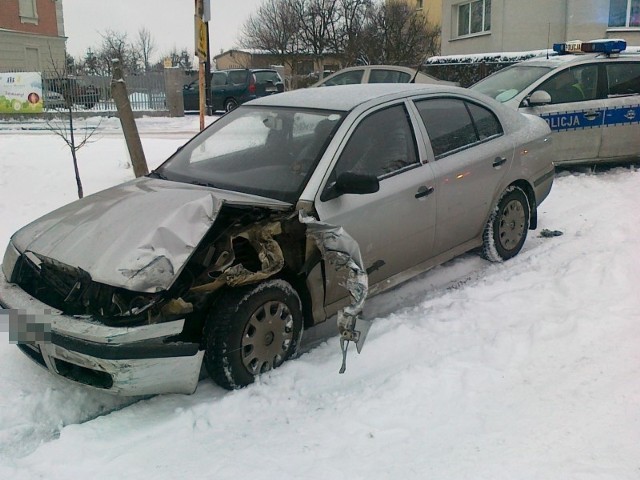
[
  {"left": 411, "top": 51, "right": 433, "bottom": 83},
  {"left": 546, "top": 23, "right": 551, "bottom": 59}
]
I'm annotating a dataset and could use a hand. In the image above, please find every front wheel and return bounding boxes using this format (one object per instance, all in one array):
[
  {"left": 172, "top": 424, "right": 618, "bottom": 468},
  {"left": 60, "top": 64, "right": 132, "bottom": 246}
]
[
  {"left": 203, "top": 279, "right": 303, "bottom": 390},
  {"left": 482, "top": 186, "right": 530, "bottom": 262}
]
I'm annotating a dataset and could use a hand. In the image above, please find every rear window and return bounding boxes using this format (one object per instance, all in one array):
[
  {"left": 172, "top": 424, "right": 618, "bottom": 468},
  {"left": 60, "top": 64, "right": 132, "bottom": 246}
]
[
  {"left": 254, "top": 71, "right": 281, "bottom": 84},
  {"left": 607, "top": 62, "right": 640, "bottom": 96},
  {"left": 369, "top": 70, "right": 411, "bottom": 83}
]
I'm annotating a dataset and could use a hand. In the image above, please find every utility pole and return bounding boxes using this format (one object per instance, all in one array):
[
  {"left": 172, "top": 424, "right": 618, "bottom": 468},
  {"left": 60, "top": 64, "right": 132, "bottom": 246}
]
[{"left": 195, "top": 0, "right": 210, "bottom": 130}]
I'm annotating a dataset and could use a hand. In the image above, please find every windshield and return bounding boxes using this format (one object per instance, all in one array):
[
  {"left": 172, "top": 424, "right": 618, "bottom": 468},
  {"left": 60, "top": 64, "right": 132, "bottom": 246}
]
[
  {"left": 471, "top": 65, "right": 553, "bottom": 102},
  {"left": 156, "top": 106, "right": 344, "bottom": 203}
]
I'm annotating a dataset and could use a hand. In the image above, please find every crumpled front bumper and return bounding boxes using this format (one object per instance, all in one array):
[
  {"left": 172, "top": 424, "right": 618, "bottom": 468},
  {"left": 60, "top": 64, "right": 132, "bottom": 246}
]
[{"left": 0, "top": 275, "right": 204, "bottom": 396}]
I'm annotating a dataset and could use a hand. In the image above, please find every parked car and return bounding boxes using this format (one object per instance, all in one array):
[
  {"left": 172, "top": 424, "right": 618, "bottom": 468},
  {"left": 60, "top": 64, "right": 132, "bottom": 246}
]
[
  {"left": 1, "top": 84, "right": 554, "bottom": 395},
  {"left": 42, "top": 90, "right": 66, "bottom": 110},
  {"left": 183, "top": 68, "right": 284, "bottom": 112},
  {"left": 470, "top": 39, "right": 640, "bottom": 166},
  {"left": 313, "top": 65, "right": 453, "bottom": 87},
  {"left": 43, "top": 77, "right": 100, "bottom": 109}
]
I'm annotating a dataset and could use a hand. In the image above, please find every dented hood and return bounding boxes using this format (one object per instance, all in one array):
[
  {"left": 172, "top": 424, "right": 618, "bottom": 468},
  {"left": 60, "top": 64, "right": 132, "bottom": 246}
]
[{"left": 11, "top": 177, "right": 290, "bottom": 293}]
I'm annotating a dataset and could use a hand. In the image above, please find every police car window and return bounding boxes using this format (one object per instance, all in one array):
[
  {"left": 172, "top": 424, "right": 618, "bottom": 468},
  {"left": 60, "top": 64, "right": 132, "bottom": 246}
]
[
  {"left": 535, "top": 65, "right": 598, "bottom": 104},
  {"left": 606, "top": 63, "right": 640, "bottom": 96},
  {"left": 334, "top": 104, "right": 419, "bottom": 179},
  {"left": 415, "top": 98, "right": 478, "bottom": 158},
  {"left": 470, "top": 65, "right": 552, "bottom": 102}
]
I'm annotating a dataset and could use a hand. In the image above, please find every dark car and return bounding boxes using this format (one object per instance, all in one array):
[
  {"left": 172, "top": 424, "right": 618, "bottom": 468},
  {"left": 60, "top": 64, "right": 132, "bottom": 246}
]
[
  {"left": 183, "top": 68, "right": 284, "bottom": 112},
  {"left": 43, "top": 77, "right": 100, "bottom": 109}
]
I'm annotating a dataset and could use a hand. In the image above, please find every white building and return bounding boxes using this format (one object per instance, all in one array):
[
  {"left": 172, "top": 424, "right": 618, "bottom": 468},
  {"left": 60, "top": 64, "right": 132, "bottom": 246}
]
[{"left": 440, "top": 0, "right": 640, "bottom": 55}]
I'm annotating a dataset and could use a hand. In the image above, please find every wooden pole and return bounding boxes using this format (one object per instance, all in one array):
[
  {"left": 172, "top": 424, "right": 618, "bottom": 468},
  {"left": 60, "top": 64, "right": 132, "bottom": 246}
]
[
  {"left": 199, "top": 59, "right": 205, "bottom": 131},
  {"left": 110, "top": 59, "right": 149, "bottom": 178}
]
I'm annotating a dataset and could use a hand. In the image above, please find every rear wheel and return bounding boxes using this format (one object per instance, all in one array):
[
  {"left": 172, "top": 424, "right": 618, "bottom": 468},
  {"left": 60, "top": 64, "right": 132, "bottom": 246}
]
[
  {"left": 203, "top": 279, "right": 303, "bottom": 390},
  {"left": 482, "top": 186, "right": 530, "bottom": 262},
  {"left": 224, "top": 98, "right": 238, "bottom": 112}
]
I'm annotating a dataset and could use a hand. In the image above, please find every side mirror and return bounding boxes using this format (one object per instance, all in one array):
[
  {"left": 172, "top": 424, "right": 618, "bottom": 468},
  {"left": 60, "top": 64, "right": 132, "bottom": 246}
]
[
  {"left": 322, "top": 171, "right": 380, "bottom": 201},
  {"left": 528, "top": 90, "right": 552, "bottom": 106}
]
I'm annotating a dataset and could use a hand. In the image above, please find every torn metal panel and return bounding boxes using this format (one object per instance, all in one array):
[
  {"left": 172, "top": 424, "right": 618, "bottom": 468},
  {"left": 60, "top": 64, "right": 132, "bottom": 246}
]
[
  {"left": 190, "top": 220, "right": 286, "bottom": 293},
  {"left": 299, "top": 211, "right": 371, "bottom": 370}
]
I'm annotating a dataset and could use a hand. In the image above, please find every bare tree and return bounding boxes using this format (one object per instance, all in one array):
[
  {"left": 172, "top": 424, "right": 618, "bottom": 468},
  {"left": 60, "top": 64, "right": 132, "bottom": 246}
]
[
  {"left": 357, "top": 2, "right": 440, "bottom": 66},
  {"left": 137, "top": 27, "right": 156, "bottom": 72},
  {"left": 241, "top": 0, "right": 302, "bottom": 84},
  {"left": 43, "top": 48, "right": 100, "bottom": 199}
]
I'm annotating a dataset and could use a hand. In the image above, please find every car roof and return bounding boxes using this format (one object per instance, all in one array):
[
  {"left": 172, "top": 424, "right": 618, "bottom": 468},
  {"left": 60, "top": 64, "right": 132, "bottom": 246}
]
[{"left": 249, "top": 83, "right": 477, "bottom": 111}]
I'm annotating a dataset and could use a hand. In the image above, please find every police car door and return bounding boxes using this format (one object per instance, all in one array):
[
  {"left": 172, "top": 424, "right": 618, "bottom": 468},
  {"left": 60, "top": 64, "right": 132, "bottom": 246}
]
[
  {"left": 599, "top": 61, "right": 640, "bottom": 162},
  {"left": 522, "top": 64, "right": 605, "bottom": 164}
]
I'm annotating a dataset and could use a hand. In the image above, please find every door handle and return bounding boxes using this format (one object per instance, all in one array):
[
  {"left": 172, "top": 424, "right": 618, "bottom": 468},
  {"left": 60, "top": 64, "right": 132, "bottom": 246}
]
[
  {"left": 584, "top": 110, "right": 601, "bottom": 121},
  {"left": 493, "top": 156, "right": 507, "bottom": 168},
  {"left": 415, "top": 186, "right": 434, "bottom": 199}
]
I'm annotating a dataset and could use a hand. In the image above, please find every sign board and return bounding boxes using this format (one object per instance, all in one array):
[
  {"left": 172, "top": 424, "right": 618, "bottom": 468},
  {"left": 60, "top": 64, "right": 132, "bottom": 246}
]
[
  {"left": 195, "top": 14, "right": 207, "bottom": 60},
  {"left": 0, "top": 72, "right": 43, "bottom": 113}
]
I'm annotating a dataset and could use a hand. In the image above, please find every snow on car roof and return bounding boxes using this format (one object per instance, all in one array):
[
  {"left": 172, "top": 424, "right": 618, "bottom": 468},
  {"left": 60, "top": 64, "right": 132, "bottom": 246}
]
[{"left": 247, "top": 83, "right": 462, "bottom": 111}]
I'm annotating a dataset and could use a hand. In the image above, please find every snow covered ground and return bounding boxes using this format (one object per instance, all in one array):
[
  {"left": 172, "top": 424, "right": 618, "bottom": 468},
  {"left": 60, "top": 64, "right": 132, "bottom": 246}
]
[{"left": 0, "top": 116, "right": 639, "bottom": 479}]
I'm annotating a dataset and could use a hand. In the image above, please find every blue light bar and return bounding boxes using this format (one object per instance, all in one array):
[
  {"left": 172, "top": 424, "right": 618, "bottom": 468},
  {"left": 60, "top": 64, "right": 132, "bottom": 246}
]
[
  {"left": 553, "top": 39, "right": 627, "bottom": 55},
  {"left": 580, "top": 39, "right": 627, "bottom": 54}
]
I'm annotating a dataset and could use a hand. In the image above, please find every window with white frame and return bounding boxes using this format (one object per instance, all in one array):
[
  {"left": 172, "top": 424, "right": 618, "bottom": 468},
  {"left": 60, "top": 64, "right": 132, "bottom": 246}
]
[
  {"left": 19, "top": 0, "right": 38, "bottom": 24},
  {"left": 609, "top": 0, "right": 640, "bottom": 27},
  {"left": 457, "top": 0, "right": 491, "bottom": 37}
]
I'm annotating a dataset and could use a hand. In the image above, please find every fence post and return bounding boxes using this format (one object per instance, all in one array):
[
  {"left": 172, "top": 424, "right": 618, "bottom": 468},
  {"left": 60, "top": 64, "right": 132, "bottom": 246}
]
[
  {"left": 111, "top": 59, "right": 149, "bottom": 178},
  {"left": 164, "top": 67, "right": 185, "bottom": 117}
]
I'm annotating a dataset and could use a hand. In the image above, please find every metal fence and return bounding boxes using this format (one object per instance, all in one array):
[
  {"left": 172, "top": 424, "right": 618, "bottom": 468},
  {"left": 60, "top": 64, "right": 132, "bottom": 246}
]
[{"left": 66, "top": 73, "right": 168, "bottom": 112}]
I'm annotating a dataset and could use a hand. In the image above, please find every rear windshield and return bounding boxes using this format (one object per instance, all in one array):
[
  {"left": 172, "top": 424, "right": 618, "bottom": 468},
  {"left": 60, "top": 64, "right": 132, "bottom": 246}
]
[
  {"left": 471, "top": 65, "right": 553, "bottom": 102},
  {"left": 254, "top": 71, "right": 281, "bottom": 84}
]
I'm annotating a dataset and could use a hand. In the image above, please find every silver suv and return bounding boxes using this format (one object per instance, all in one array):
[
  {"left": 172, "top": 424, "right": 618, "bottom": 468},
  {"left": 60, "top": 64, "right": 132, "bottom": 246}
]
[{"left": 471, "top": 39, "right": 640, "bottom": 166}]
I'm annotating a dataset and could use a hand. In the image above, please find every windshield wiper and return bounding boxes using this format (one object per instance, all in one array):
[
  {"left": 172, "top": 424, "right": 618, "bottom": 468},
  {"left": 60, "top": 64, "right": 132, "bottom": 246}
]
[{"left": 190, "top": 180, "right": 218, "bottom": 189}]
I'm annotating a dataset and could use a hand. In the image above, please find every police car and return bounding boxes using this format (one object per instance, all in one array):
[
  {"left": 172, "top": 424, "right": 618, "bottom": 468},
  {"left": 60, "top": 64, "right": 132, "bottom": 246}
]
[{"left": 471, "top": 39, "right": 640, "bottom": 166}]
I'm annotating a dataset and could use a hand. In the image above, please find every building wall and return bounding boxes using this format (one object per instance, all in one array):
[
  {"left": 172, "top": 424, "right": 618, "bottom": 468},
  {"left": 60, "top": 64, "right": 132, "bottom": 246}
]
[
  {"left": 0, "top": 30, "right": 66, "bottom": 72},
  {"left": 0, "top": 0, "right": 66, "bottom": 73},
  {"left": 441, "top": 0, "right": 640, "bottom": 55},
  {"left": 0, "top": 0, "right": 62, "bottom": 36}
]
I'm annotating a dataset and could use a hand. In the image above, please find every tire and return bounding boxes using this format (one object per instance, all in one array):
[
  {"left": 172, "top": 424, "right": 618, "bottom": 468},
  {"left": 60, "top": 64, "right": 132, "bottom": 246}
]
[
  {"left": 203, "top": 279, "right": 303, "bottom": 390},
  {"left": 482, "top": 186, "right": 530, "bottom": 262},
  {"left": 224, "top": 98, "right": 238, "bottom": 112}
]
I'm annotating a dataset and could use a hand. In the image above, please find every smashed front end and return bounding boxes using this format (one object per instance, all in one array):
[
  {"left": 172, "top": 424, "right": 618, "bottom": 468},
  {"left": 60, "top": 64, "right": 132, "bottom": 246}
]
[{"left": 0, "top": 178, "right": 306, "bottom": 395}]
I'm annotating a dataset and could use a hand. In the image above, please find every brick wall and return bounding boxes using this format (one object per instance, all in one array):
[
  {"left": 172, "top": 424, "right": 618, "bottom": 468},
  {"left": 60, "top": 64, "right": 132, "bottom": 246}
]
[{"left": 0, "top": 0, "right": 60, "bottom": 37}]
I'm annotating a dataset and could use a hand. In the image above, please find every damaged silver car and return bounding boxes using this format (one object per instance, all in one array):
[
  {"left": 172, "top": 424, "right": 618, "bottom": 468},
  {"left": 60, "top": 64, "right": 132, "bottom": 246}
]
[{"left": 0, "top": 84, "right": 554, "bottom": 395}]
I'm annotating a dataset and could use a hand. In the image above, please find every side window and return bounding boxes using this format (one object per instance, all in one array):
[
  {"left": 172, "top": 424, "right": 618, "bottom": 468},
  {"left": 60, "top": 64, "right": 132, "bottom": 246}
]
[
  {"left": 227, "top": 71, "right": 248, "bottom": 84},
  {"left": 535, "top": 65, "right": 598, "bottom": 104},
  {"left": 466, "top": 102, "right": 503, "bottom": 140},
  {"left": 254, "top": 71, "right": 281, "bottom": 84},
  {"left": 334, "top": 105, "right": 419, "bottom": 179},
  {"left": 324, "top": 70, "right": 364, "bottom": 86},
  {"left": 606, "top": 62, "right": 640, "bottom": 96},
  {"left": 212, "top": 73, "right": 227, "bottom": 86},
  {"left": 369, "top": 69, "right": 411, "bottom": 83},
  {"left": 415, "top": 98, "right": 477, "bottom": 158}
]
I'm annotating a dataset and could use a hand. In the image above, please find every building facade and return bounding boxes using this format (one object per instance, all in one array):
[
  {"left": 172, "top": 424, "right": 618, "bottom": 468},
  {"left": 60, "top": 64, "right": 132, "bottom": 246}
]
[
  {"left": 0, "top": 0, "right": 66, "bottom": 72},
  {"left": 441, "top": 0, "right": 640, "bottom": 55}
]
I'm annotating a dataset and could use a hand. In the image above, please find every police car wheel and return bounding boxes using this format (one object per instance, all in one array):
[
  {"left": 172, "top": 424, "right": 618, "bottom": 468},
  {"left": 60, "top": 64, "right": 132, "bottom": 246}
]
[
  {"left": 203, "top": 280, "right": 303, "bottom": 390},
  {"left": 482, "top": 186, "right": 530, "bottom": 262}
]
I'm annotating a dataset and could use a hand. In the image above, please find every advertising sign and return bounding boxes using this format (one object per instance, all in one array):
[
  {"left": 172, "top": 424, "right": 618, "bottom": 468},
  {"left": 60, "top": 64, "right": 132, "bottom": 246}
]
[{"left": 0, "top": 72, "right": 43, "bottom": 113}]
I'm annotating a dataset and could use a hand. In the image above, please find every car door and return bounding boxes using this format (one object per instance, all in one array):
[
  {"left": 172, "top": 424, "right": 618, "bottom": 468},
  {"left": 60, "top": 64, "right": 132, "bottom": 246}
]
[
  {"left": 522, "top": 64, "right": 605, "bottom": 164},
  {"left": 210, "top": 72, "right": 228, "bottom": 111},
  {"left": 413, "top": 97, "right": 514, "bottom": 255},
  {"left": 183, "top": 81, "right": 198, "bottom": 111},
  {"left": 314, "top": 102, "right": 437, "bottom": 299},
  {"left": 599, "top": 61, "right": 640, "bottom": 161}
]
